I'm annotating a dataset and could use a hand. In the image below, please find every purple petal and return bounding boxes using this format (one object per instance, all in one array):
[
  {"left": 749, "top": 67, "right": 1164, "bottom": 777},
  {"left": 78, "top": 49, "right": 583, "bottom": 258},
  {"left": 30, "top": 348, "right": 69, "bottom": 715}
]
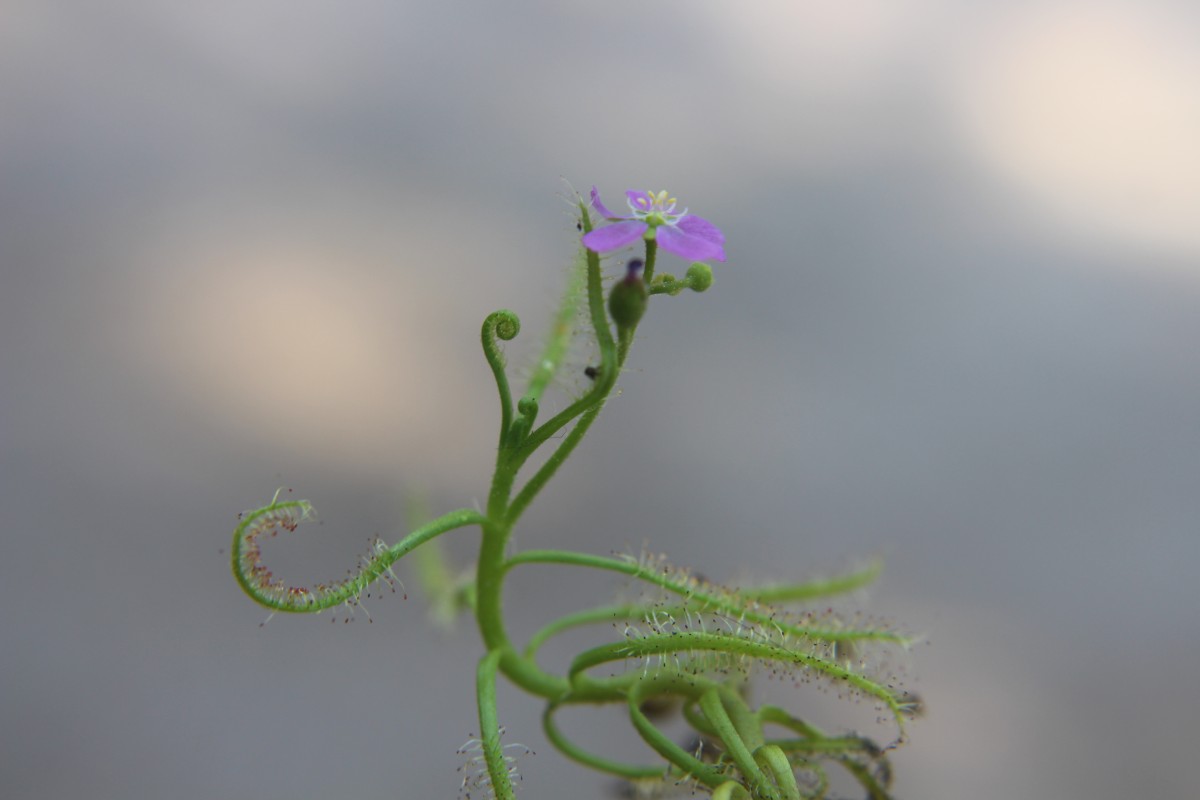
[
  {"left": 656, "top": 223, "right": 727, "bottom": 262},
  {"left": 676, "top": 214, "right": 725, "bottom": 245},
  {"left": 626, "top": 190, "right": 654, "bottom": 213},
  {"left": 589, "top": 186, "right": 628, "bottom": 220},
  {"left": 582, "top": 220, "right": 649, "bottom": 253}
]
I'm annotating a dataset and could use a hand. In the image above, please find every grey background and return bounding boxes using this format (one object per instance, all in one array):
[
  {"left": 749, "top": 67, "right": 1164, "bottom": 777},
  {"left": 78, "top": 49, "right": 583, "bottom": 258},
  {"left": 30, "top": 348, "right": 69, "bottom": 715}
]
[{"left": 3, "top": 2, "right": 1198, "bottom": 798}]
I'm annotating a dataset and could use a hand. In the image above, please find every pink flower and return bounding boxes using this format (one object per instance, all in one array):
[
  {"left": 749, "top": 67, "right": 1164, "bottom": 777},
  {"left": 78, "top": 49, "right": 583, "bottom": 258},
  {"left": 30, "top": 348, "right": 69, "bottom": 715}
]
[{"left": 582, "top": 187, "right": 726, "bottom": 262}]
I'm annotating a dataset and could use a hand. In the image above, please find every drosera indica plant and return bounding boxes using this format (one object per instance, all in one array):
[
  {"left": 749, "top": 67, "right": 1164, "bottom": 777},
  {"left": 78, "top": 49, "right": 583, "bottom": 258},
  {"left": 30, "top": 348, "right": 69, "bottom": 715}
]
[{"left": 230, "top": 186, "right": 921, "bottom": 800}]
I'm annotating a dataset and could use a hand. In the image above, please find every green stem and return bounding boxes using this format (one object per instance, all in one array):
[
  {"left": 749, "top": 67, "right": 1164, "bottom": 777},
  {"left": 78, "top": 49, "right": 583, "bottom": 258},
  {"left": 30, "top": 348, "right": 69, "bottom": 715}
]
[
  {"left": 475, "top": 520, "right": 513, "bottom": 649},
  {"left": 472, "top": 197, "right": 626, "bottom": 701},
  {"left": 757, "top": 705, "right": 893, "bottom": 797},
  {"left": 764, "top": 737, "right": 879, "bottom": 756},
  {"left": 504, "top": 550, "right": 909, "bottom": 646},
  {"left": 511, "top": 207, "right": 616, "bottom": 470},
  {"left": 683, "top": 699, "right": 719, "bottom": 738},
  {"left": 542, "top": 701, "right": 665, "bottom": 780},
  {"left": 754, "top": 745, "right": 801, "bottom": 800},
  {"left": 839, "top": 758, "right": 893, "bottom": 800},
  {"left": 617, "top": 325, "right": 635, "bottom": 367},
  {"left": 505, "top": 212, "right": 619, "bottom": 525},
  {"left": 475, "top": 518, "right": 571, "bottom": 700},
  {"left": 506, "top": 400, "right": 605, "bottom": 525},
  {"left": 699, "top": 690, "right": 776, "bottom": 800},
  {"left": 523, "top": 603, "right": 645, "bottom": 661},
  {"left": 504, "top": 548, "right": 645, "bottom": 576},
  {"left": 568, "top": 632, "right": 905, "bottom": 729},
  {"left": 718, "top": 688, "right": 765, "bottom": 752},
  {"left": 616, "top": 237, "right": 655, "bottom": 371},
  {"left": 643, "top": 237, "right": 658, "bottom": 285},
  {"left": 741, "top": 559, "right": 882, "bottom": 604},
  {"left": 481, "top": 310, "right": 520, "bottom": 449},
  {"left": 231, "top": 502, "right": 485, "bottom": 613},
  {"left": 628, "top": 677, "right": 727, "bottom": 788},
  {"left": 713, "top": 783, "right": 752, "bottom": 800},
  {"left": 475, "top": 649, "right": 516, "bottom": 800}
]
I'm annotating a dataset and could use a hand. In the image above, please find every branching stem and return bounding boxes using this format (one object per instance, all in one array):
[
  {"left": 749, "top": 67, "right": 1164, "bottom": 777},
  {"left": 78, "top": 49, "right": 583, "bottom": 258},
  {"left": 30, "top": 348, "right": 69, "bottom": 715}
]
[{"left": 228, "top": 189, "right": 911, "bottom": 800}]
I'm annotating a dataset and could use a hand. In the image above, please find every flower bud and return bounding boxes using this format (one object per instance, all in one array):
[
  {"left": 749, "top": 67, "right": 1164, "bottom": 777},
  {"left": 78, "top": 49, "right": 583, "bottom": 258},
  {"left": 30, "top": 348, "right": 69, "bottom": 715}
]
[
  {"left": 609, "top": 259, "right": 648, "bottom": 330},
  {"left": 685, "top": 262, "right": 713, "bottom": 293}
]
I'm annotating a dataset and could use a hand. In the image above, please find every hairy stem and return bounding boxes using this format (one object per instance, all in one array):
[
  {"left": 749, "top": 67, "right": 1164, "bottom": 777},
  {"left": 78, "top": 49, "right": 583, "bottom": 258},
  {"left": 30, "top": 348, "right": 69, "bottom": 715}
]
[
  {"left": 232, "top": 500, "right": 484, "bottom": 613},
  {"left": 476, "top": 649, "right": 516, "bottom": 800}
]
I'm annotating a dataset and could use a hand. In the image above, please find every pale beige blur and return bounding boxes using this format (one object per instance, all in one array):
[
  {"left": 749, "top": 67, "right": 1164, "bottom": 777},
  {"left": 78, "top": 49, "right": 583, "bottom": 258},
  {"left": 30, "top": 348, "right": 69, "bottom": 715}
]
[
  {"left": 951, "top": 2, "right": 1200, "bottom": 256},
  {"left": 116, "top": 202, "right": 511, "bottom": 480}
]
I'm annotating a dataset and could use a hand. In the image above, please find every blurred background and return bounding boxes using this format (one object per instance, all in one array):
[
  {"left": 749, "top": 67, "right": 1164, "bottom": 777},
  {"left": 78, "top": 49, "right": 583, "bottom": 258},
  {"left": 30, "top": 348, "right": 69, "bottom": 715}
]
[{"left": 3, "top": 1, "right": 1198, "bottom": 798}]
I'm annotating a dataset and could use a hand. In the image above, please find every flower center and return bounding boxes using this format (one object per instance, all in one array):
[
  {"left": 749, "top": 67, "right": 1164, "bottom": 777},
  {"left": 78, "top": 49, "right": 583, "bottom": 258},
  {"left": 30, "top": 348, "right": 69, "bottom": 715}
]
[{"left": 628, "top": 190, "right": 687, "bottom": 227}]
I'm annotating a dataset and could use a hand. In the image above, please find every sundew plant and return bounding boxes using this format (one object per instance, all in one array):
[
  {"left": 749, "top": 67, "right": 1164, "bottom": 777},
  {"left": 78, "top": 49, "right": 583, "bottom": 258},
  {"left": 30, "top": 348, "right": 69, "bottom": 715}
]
[{"left": 230, "top": 187, "right": 920, "bottom": 800}]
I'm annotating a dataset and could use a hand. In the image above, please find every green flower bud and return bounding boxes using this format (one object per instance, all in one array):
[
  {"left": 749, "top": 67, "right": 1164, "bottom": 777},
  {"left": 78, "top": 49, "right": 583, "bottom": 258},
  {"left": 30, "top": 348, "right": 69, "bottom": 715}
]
[
  {"left": 609, "top": 274, "right": 648, "bottom": 330},
  {"left": 685, "top": 262, "right": 714, "bottom": 293},
  {"left": 609, "top": 258, "right": 649, "bottom": 331},
  {"left": 517, "top": 396, "right": 538, "bottom": 419}
]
